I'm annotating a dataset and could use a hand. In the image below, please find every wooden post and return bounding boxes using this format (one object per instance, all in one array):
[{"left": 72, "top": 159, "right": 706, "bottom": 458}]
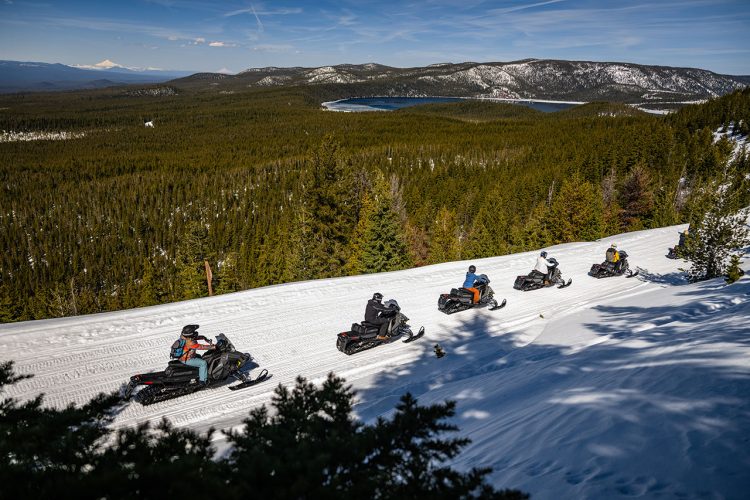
[{"left": 204, "top": 260, "right": 213, "bottom": 296}]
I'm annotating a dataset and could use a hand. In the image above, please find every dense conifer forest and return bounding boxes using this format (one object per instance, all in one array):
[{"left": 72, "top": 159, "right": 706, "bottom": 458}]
[{"left": 1, "top": 85, "right": 748, "bottom": 322}]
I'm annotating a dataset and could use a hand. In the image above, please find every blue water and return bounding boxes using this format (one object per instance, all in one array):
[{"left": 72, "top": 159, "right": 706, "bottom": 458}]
[{"left": 327, "top": 97, "right": 578, "bottom": 113}]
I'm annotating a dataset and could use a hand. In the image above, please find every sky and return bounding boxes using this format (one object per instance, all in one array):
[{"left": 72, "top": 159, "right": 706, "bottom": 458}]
[{"left": 0, "top": 0, "right": 748, "bottom": 75}]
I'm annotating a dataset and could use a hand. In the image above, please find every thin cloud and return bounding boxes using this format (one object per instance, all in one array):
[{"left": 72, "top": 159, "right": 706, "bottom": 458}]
[
  {"left": 490, "top": 0, "right": 567, "bottom": 14},
  {"left": 224, "top": 6, "right": 302, "bottom": 17},
  {"left": 209, "top": 41, "right": 237, "bottom": 47},
  {"left": 251, "top": 5, "right": 264, "bottom": 33}
]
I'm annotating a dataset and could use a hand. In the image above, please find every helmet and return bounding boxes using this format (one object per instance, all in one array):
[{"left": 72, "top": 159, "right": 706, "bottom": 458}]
[
  {"left": 372, "top": 292, "right": 383, "bottom": 302},
  {"left": 540, "top": 251, "right": 547, "bottom": 258},
  {"left": 181, "top": 324, "right": 200, "bottom": 338},
  {"left": 468, "top": 265, "right": 476, "bottom": 273},
  {"left": 611, "top": 243, "right": 618, "bottom": 249}
]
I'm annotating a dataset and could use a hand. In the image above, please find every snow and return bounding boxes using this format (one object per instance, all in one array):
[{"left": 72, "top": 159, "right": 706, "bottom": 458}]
[
  {"left": 713, "top": 122, "right": 748, "bottom": 161},
  {"left": 0, "top": 130, "right": 86, "bottom": 142},
  {"left": 2, "top": 224, "right": 749, "bottom": 499}
]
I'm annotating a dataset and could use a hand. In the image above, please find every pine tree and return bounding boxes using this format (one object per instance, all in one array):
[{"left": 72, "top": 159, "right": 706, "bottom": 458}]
[
  {"left": 349, "top": 172, "right": 412, "bottom": 274},
  {"left": 299, "top": 136, "right": 357, "bottom": 278},
  {"left": 429, "top": 206, "right": 461, "bottom": 264},
  {"left": 512, "top": 201, "right": 552, "bottom": 252},
  {"left": 620, "top": 163, "right": 655, "bottom": 230},
  {"left": 346, "top": 192, "right": 374, "bottom": 275},
  {"left": 138, "top": 259, "right": 159, "bottom": 306},
  {"left": 549, "top": 172, "right": 604, "bottom": 243},
  {"left": 651, "top": 186, "right": 679, "bottom": 228},
  {"left": 175, "top": 221, "right": 208, "bottom": 300},
  {"left": 725, "top": 254, "right": 744, "bottom": 284},
  {"left": 684, "top": 167, "right": 750, "bottom": 282},
  {"left": 465, "top": 190, "right": 511, "bottom": 259},
  {"left": 216, "top": 251, "right": 243, "bottom": 294}
]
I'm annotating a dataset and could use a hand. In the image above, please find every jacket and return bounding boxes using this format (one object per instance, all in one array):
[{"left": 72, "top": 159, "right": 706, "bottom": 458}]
[
  {"left": 178, "top": 337, "right": 214, "bottom": 362},
  {"left": 605, "top": 248, "right": 619, "bottom": 263},
  {"left": 463, "top": 272, "right": 479, "bottom": 288},
  {"left": 534, "top": 256, "right": 554, "bottom": 273},
  {"left": 365, "top": 299, "right": 393, "bottom": 323}
]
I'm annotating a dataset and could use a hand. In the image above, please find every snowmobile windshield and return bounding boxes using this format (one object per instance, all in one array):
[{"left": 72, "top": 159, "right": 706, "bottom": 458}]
[
  {"left": 214, "top": 333, "right": 233, "bottom": 350},
  {"left": 384, "top": 299, "right": 400, "bottom": 309}
]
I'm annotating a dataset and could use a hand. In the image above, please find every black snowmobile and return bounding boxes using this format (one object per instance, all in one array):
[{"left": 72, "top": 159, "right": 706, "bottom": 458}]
[
  {"left": 513, "top": 258, "right": 572, "bottom": 291},
  {"left": 123, "top": 333, "right": 270, "bottom": 405},
  {"left": 589, "top": 250, "right": 638, "bottom": 278},
  {"left": 667, "top": 232, "right": 688, "bottom": 259},
  {"left": 438, "top": 274, "right": 507, "bottom": 314},
  {"left": 337, "top": 300, "right": 424, "bottom": 355}
]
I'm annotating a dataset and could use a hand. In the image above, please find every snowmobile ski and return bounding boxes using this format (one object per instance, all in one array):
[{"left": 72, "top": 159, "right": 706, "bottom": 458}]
[
  {"left": 626, "top": 270, "right": 639, "bottom": 278},
  {"left": 403, "top": 326, "right": 425, "bottom": 343},
  {"left": 558, "top": 278, "right": 572, "bottom": 289},
  {"left": 229, "top": 369, "right": 271, "bottom": 391},
  {"left": 489, "top": 298, "right": 507, "bottom": 311}
]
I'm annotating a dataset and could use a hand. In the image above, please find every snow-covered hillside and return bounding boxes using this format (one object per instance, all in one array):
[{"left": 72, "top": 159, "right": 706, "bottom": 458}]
[
  {"left": 227, "top": 59, "right": 747, "bottom": 104},
  {"left": 2, "top": 224, "right": 749, "bottom": 499}
]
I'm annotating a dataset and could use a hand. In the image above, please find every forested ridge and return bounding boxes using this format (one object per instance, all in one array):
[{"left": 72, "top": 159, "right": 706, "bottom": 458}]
[{"left": 1, "top": 85, "right": 748, "bottom": 322}]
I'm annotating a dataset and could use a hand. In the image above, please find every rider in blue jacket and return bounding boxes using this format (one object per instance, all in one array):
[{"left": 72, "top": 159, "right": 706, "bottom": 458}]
[{"left": 462, "top": 265, "right": 480, "bottom": 303}]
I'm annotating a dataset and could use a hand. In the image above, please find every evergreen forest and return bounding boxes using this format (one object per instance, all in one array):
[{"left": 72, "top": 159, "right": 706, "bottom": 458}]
[{"left": 1, "top": 85, "right": 749, "bottom": 322}]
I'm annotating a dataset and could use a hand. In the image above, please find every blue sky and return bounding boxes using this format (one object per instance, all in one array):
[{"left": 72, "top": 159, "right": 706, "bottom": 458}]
[{"left": 0, "top": 1, "right": 748, "bottom": 74}]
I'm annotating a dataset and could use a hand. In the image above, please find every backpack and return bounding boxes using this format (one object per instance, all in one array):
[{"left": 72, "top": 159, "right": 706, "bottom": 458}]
[{"left": 170, "top": 338, "right": 187, "bottom": 359}]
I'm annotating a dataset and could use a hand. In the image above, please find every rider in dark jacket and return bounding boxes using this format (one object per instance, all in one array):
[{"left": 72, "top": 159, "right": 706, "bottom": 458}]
[{"left": 365, "top": 292, "right": 396, "bottom": 339}]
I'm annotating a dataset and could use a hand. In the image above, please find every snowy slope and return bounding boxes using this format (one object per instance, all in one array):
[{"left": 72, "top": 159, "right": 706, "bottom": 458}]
[{"left": 2, "top": 224, "right": 749, "bottom": 499}]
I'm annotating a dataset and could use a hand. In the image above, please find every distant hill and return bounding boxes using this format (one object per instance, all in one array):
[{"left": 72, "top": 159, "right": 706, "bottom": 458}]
[
  {"left": 0, "top": 60, "right": 195, "bottom": 93},
  {"left": 173, "top": 59, "right": 748, "bottom": 106}
]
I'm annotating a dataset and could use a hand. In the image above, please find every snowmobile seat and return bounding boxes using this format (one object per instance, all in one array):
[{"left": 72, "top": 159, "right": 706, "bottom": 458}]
[
  {"left": 513, "top": 275, "right": 527, "bottom": 290},
  {"left": 165, "top": 360, "right": 199, "bottom": 377},
  {"left": 352, "top": 322, "right": 380, "bottom": 336}
]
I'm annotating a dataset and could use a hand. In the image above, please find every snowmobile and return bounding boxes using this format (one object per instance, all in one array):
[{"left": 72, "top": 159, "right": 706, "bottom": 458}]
[
  {"left": 513, "top": 258, "right": 572, "bottom": 291},
  {"left": 337, "top": 300, "right": 424, "bottom": 355},
  {"left": 438, "top": 274, "right": 507, "bottom": 314},
  {"left": 589, "top": 250, "right": 638, "bottom": 278},
  {"left": 667, "top": 232, "right": 688, "bottom": 259},
  {"left": 123, "top": 333, "right": 270, "bottom": 405}
]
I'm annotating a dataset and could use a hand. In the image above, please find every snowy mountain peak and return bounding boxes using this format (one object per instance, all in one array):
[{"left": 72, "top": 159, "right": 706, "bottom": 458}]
[{"left": 94, "top": 59, "right": 122, "bottom": 69}]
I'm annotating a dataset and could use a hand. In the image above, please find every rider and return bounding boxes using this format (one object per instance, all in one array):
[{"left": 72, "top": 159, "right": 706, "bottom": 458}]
[
  {"left": 462, "top": 265, "right": 481, "bottom": 304},
  {"left": 365, "top": 292, "right": 398, "bottom": 340},
  {"left": 533, "top": 251, "right": 555, "bottom": 283},
  {"left": 175, "top": 324, "right": 216, "bottom": 385},
  {"left": 605, "top": 243, "right": 621, "bottom": 271}
]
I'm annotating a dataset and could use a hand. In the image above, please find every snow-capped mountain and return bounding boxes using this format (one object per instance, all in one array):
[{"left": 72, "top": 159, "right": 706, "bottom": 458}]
[
  {"left": 199, "top": 59, "right": 748, "bottom": 103},
  {"left": 2, "top": 224, "right": 748, "bottom": 498}
]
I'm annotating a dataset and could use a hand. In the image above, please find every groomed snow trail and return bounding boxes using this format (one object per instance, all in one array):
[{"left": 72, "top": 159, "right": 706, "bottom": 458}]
[{"left": 2, "top": 224, "right": 749, "bottom": 499}]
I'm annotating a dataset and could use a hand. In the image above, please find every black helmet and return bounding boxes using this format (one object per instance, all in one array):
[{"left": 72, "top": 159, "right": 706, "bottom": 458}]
[
  {"left": 181, "top": 324, "right": 200, "bottom": 338},
  {"left": 469, "top": 265, "right": 476, "bottom": 273},
  {"left": 540, "top": 251, "right": 548, "bottom": 258},
  {"left": 372, "top": 292, "right": 383, "bottom": 301}
]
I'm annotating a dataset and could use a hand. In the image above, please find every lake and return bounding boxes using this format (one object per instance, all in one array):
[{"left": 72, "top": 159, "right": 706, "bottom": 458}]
[{"left": 323, "top": 96, "right": 581, "bottom": 113}]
